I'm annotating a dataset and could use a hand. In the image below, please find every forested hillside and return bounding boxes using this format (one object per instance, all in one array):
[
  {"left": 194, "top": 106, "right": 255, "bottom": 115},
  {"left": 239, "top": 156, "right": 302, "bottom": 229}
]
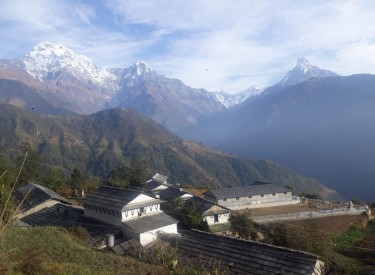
[{"left": 0, "top": 104, "right": 340, "bottom": 199}]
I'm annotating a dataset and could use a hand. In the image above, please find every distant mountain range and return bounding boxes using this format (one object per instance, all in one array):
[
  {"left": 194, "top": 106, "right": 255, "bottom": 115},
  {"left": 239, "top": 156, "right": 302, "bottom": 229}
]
[
  {"left": 0, "top": 104, "right": 340, "bottom": 200},
  {"left": 0, "top": 42, "right": 230, "bottom": 131},
  {"left": 179, "top": 74, "right": 375, "bottom": 201}
]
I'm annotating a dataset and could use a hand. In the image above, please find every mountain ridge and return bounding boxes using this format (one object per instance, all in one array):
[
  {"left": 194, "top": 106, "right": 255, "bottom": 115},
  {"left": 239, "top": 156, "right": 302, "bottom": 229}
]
[{"left": 0, "top": 104, "right": 340, "bottom": 200}]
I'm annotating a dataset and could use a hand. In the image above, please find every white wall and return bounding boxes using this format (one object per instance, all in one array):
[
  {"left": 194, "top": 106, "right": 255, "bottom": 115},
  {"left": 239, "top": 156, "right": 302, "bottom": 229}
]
[
  {"left": 121, "top": 204, "right": 161, "bottom": 221},
  {"left": 204, "top": 213, "right": 230, "bottom": 225},
  {"left": 217, "top": 192, "right": 299, "bottom": 210},
  {"left": 139, "top": 223, "right": 178, "bottom": 246}
]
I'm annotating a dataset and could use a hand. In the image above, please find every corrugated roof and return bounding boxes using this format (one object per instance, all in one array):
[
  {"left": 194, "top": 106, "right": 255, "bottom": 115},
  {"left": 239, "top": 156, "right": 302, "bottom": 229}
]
[
  {"left": 83, "top": 186, "right": 161, "bottom": 212},
  {"left": 16, "top": 182, "right": 72, "bottom": 211},
  {"left": 205, "top": 182, "right": 290, "bottom": 200},
  {"left": 123, "top": 212, "right": 178, "bottom": 234},
  {"left": 19, "top": 203, "right": 122, "bottom": 245},
  {"left": 165, "top": 230, "right": 320, "bottom": 275}
]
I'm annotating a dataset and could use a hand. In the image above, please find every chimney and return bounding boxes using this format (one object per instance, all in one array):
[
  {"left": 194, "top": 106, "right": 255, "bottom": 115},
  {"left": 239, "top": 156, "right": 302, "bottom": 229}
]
[{"left": 106, "top": 234, "right": 114, "bottom": 248}]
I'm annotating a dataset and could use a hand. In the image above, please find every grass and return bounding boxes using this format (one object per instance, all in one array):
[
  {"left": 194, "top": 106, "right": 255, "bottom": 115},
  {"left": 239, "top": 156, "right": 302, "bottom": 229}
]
[{"left": 0, "top": 226, "right": 168, "bottom": 274}]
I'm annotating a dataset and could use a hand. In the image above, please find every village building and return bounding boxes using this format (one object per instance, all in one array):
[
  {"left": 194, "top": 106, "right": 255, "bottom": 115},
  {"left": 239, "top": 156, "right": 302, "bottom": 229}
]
[
  {"left": 14, "top": 182, "right": 73, "bottom": 219},
  {"left": 82, "top": 186, "right": 178, "bottom": 246},
  {"left": 204, "top": 181, "right": 300, "bottom": 210},
  {"left": 145, "top": 174, "right": 231, "bottom": 227},
  {"left": 162, "top": 230, "right": 324, "bottom": 275}
]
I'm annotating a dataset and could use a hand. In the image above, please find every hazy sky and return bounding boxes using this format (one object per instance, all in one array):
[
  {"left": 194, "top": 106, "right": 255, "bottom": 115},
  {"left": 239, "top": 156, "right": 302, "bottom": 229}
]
[{"left": 1, "top": 0, "right": 375, "bottom": 92}]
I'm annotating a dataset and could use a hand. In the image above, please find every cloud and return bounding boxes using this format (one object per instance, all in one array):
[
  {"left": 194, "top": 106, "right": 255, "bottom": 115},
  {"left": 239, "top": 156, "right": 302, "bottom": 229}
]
[
  {"left": 72, "top": 4, "right": 96, "bottom": 26},
  {"left": 1, "top": 0, "right": 375, "bottom": 92}
]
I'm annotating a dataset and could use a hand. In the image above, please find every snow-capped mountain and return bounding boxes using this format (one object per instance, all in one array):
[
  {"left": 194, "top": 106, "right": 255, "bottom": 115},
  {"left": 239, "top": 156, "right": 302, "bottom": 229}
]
[
  {"left": 213, "top": 84, "right": 266, "bottom": 108},
  {"left": 279, "top": 57, "right": 338, "bottom": 87},
  {"left": 0, "top": 42, "right": 225, "bottom": 131},
  {"left": 18, "top": 42, "right": 117, "bottom": 88}
]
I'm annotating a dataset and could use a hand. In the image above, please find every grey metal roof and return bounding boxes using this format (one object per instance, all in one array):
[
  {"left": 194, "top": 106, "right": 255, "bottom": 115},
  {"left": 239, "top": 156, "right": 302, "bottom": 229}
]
[
  {"left": 164, "top": 230, "right": 320, "bottom": 275},
  {"left": 152, "top": 173, "right": 168, "bottom": 183},
  {"left": 153, "top": 185, "right": 230, "bottom": 216},
  {"left": 205, "top": 182, "right": 290, "bottom": 200},
  {"left": 15, "top": 182, "right": 72, "bottom": 211},
  {"left": 18, "top": 203, "right": 122, "bottom": 245},
  {"left": 123, "top": 212, "right": 178, "bottom": 234},
  {"left": 83, "top": 186, "right": 162, "bottom": 212}
]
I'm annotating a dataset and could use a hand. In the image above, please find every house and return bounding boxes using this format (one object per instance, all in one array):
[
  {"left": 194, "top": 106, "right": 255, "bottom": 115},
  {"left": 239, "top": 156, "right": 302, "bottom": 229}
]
[
  {"left": 14, "top": 182, "right": 73, "bottom": 219},
  {"left": 163, "top": 230, "right": 324, "bottom": 275},
  {"left": 145, "top": 174, "right": 231, "bottom": 227},
  {"left": 82, "top": 186, "right": 178, "bottom": 246},
  {"left": 18, "top": 203, "right": 123, "bottom": 247},
  {"left": 204, "top": 181, "right": 300, "bottom": 210}
]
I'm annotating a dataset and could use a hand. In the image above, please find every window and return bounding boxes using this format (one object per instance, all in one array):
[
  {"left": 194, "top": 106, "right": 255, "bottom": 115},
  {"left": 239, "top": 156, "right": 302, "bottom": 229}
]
[
  {"left": 261, "top": 195, "right": 264, "bottom": 197},
  {"left": 272, "top": 193, "right": 275, "bottom": 196},
  {"left": 249, "top": 196, "right": 252, "bottom": 198},
  {"left": 214, "top": 214, "right": 219, "bottom": 223},
  {"left": 284, "top": 192, "right": 288, "bottom": 194},
  {"left": 236, "top": 197, "right": 239, "bottom": 200},
  {"left": 223, "top": 199, "right": 227, "bottom": 201}
]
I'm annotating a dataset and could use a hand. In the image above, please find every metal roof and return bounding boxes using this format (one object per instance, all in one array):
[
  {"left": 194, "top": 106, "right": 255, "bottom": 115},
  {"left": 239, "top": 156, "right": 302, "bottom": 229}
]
[
  {"left": 83, "top": 186, "right": 162, "bottom": 212},
  {"left": 152, "top": 173, "right": 168, "bottom": 183},
  {"left": 205, "top": 182, "right": 290, "bottom": 200},
  {"left": 154, "top": 185, "right": 230, "bottom": 216},
  {"left": 18, "top": 203, "right": 122, "bottom": 245},
  {"left": 123, "top": 212, "right": 178, "bottom": 234},
  {"left": 16, "top": 182, "right": 72, "bottom": 211},
  {"left": 165, "top": 230, "right": 320, "bottom": 275}
]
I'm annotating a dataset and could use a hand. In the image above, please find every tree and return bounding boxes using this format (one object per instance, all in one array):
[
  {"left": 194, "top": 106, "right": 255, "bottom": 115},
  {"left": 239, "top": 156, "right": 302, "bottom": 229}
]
[
  {"left": 70, "top": 167, "right": 84, "bottom": 188},
  {"left": 229, "top": 212, "right": 257, "bottom": 240}
]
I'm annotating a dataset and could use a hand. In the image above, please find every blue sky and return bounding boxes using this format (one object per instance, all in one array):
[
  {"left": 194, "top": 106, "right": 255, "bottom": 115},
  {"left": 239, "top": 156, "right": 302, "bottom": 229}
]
[{"left": 1, "top": 0, "right": 375, "bottom": 92}]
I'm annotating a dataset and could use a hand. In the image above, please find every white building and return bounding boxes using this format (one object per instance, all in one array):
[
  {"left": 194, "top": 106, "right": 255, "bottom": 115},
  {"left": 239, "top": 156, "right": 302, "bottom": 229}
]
[
  {"left": 145, "top": 174, "right": 231, "bottom": 227},
  {"left": 205, "top": 181, "right": 300, "bottom": 210},
  {"left": 83, "top": 186, "right": 178, "bottom": 246}
]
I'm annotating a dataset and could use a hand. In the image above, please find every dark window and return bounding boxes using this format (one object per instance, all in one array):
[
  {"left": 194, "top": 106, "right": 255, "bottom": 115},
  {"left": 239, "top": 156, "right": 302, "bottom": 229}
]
[
  {"left": 249, "top": 196, "right": 252, "bottom": 198},
  {"left": 261, "top": 195, "right": 264, "bottom": 197},
  {"left": 284, "top": 192, "right": 288, "bottom": 194},
  {"left": 223, "top": 199, "right": 227, "bottom": 201},
  {"left": 214, "top": 214, "right": 219, "bottom": 223},
  {"left": 272, "top": 193, "right": 275, "bottom": 196},
  {"left": 236, "top": 197, "right": 239, "bottom": 200}
]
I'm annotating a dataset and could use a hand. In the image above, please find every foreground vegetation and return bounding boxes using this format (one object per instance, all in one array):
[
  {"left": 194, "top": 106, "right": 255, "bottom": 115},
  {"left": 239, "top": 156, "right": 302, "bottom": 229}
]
[{"left": 0, "top": 227, "right": 168, "bottom": 275}]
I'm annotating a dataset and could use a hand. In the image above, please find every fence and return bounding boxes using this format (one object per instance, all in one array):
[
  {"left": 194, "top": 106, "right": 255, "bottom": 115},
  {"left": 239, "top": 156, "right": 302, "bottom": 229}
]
[{"left": 252, "top": 206, "right": 368, "bottom": 223}]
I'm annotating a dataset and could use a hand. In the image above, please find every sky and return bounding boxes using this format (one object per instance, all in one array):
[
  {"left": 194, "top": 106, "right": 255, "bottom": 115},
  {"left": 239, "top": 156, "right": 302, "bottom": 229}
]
[{"left": 1, "top": 0, "right": 375, "bottom": 93}]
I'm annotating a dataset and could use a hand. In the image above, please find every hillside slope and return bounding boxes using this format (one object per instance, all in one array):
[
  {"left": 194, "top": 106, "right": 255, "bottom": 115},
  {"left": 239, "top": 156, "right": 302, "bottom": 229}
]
[{"left": 0, "top": 104, "right": 339, "bottom": 199}]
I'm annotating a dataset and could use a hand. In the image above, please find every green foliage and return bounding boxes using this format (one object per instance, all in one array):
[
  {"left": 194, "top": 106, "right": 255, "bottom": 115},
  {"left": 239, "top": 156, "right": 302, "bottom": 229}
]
[
  {"left": 268, "top": 222, "right": 302, "bottom": 249},
  {"left": 16, "top": 143, "right": 42, "bottom": 185},
  {"left": 229, "top": 212, "right": 257, "bottom": 240},
  {"left": 70, "top": 167, "right": 84, "bottom": 188},
  {"left": 332, "top": 226, "right": 365, "bottom": 251},
  {"left": 304, "top": 217, "right": 322, "bottom": 254},
  {"left": 0, "top": 227, "right": 167, "bottom": 274}
]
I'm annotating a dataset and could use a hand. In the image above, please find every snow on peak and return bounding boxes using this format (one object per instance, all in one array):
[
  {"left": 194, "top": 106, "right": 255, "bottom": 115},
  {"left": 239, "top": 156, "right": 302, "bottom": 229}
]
[
  {"left": 125, "top": 60, "right": 153, "bottom": 78},
  {"left": 212, "top": 84, "right": 266, "bottom": 108},
  {"left": 296, "top": 57, "right": 312, "bottom": 73},
  {"left": 21, "top": 42, "right": 115, "bottom": 85},
  {"left": 280, "top": 57, "right": 338, "bottom": 86}
]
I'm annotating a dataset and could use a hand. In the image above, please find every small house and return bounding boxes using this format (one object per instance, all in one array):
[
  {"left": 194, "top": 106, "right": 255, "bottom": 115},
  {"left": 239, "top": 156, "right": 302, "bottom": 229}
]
[
  {"left": 83, "top": 186, "right": 178, "bottom": 246},
  {"left": 145, "top": 174, "right": 231, "bottom": 227},
  {"left": 204, "top": 181, "right": 300, "bottom": 210}
]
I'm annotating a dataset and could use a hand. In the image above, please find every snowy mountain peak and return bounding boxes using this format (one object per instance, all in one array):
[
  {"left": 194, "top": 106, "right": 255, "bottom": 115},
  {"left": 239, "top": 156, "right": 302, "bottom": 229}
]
[
  {"left": 212, "top": 84, "right": 267, "bottom": 108},
  {"left": 20, "top": 42, "right": 115, "bottom": 85},
  {"left": 124, "top": 60, "right": 153, "bottom": 80},
  {"left": 279, "top": 57, "right": 338, "bottom": 87},
  {"left": 296, "top": 57, "right": 312, "bottom": 73}
]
